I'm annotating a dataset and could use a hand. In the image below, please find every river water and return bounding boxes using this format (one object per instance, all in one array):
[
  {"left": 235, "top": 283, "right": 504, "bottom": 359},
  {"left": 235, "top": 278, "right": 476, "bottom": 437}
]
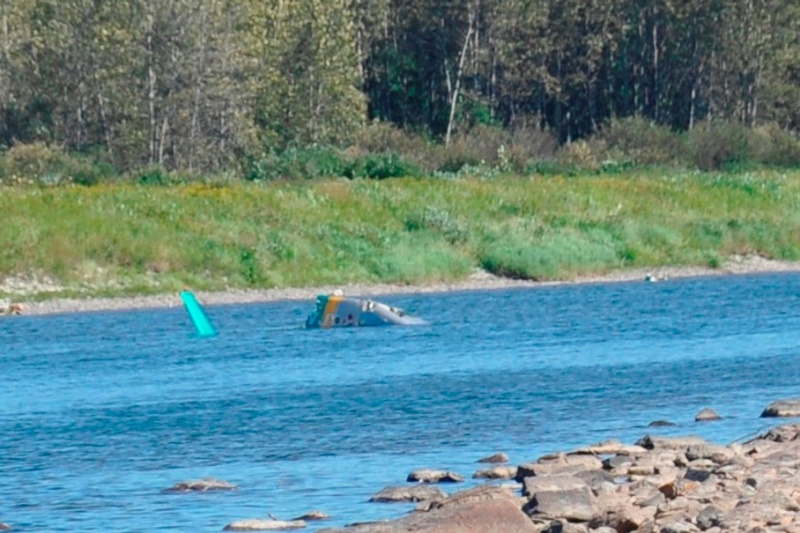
[{"left": 2, "top": 273, "right": 800, "bottom": 531}]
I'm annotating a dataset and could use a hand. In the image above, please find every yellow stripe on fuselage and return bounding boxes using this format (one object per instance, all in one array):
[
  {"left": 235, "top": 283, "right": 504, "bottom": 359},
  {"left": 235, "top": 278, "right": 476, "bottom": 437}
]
[{"left": 321, "top": 296, "right": 342, "bottom": 328}]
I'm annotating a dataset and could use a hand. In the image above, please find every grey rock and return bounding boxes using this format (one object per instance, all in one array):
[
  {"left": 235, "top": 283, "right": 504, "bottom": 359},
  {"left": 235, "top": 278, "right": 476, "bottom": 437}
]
[
  {"left": 522, "top": 474, "right": 589, "bottom": 498},
  {"left": 223, "top": 518, "right": 306, "bottom": 531},
  {"left": 291, "top": 511, "right": 330, "bottom": 521},
  {"left": 694, "top": 505, "right": 724, "bottom": 530},
  {"left": 761, "top": 399, "right": 800, "bottom": 418},
  {"left": 523, "top": 487, "right": 597, "bottom": 522},
  {"left": 406, "top": 469, "right": 464, "bottom": 484},
  {"left": 635, "top": 435, "right": 708, "bottom": 451},
  {"left": 369, "top": 485, "right": 446, "bottom": 503},
  {"left": 648, "top": 420, "right": 677, "bottom": 427},
  {"left": 319, "top": 498, "right": 538, "bottom": 533},
  {"left": 477, "top": 452, "right": 509, "bottom": 463},
  {"left": 472, "top": 465, "right": 517, "bottom": 479},
  {"left": 162, "top": 478, "right": 237, "bottom": 493},
  {"left": 694, "top": 408, "right": 722, "bottom": 422}
]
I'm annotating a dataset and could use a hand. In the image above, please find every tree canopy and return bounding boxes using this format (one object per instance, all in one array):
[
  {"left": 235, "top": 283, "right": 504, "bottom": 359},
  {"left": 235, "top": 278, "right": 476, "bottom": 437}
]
[{"left": 1, "top": 0, "right": 798, "bottom": 172}]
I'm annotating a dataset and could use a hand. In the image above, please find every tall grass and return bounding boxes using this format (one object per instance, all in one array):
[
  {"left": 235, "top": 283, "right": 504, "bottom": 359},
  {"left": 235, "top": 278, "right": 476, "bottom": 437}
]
[{"left": 2, "top": 169, "right": 800, "bottom": 298}]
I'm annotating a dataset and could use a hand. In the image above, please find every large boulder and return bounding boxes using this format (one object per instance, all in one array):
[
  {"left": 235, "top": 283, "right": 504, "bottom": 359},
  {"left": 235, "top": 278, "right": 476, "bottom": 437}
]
[
  {"left": 761, "top": 399, "right": 800, "bottom": 418},
  {"left": 419, "top": 485, "right": 519, "bottom": 512},
  {"left": 523, "top": 487, "right": 597, "bottom": 522},
  {"left": 318, "top": 497, "right": 538, "bottom": 533}
]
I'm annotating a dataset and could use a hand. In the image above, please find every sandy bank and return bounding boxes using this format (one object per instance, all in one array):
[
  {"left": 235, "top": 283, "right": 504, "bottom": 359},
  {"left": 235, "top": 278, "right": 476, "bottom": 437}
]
[{"left": 6, "top": 255, "right": 800, "bottom": 317}]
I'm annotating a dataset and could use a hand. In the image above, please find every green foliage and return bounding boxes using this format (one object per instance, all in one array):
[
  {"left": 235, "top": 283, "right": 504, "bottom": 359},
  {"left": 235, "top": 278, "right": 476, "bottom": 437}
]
[
  {"left": 245, "top": 146, "right": 350, "bottom": 181},
  {"left": 597, "top": 117, "right": 686, "bottom": 166},
  {"left": 687, "top": 121, "right": 754, "bottom": 171},
  {"left": 3, "top": 169, "right": 800, "bottom": 297},
  {"left": 347, "top": 152, "right": 422, "bottom": 179},
  {"left": 0, "top": 143, "right": 116, "bottom": 186},
  {"left": 478, "top": 228, "right": 622, "bottom": 281}
]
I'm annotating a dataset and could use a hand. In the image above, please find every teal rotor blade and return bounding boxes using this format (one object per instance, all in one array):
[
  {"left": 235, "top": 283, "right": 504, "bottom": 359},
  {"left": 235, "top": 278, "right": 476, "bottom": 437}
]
[{"left": 180, "top": 291, "right": 217, "bottom": 338}]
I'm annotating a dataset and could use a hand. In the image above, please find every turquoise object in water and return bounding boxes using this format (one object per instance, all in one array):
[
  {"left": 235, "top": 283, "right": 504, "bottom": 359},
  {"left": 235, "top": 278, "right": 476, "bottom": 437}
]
[{"left": 180, "top": 291, "right": 217, "bottom": 337}]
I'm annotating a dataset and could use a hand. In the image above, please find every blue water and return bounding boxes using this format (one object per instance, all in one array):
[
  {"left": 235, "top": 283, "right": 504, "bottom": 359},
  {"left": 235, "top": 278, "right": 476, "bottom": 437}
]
[{"left": 2, "top": 273, "right": 800, "bottom": 532}]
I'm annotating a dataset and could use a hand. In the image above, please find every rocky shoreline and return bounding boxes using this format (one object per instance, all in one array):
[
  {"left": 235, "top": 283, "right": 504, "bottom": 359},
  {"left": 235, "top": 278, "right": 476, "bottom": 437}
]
[
  {"left": 208, "top": 399, "right": 800, "bottom": 532},
  {"left": 4, "top": 255, "right": 800, "bottom": 317}
]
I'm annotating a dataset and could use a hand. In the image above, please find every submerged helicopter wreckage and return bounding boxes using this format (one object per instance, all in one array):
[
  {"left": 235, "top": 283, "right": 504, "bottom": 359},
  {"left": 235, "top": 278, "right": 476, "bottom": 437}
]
[{"left": 304, "top": 292, "right": 426, "bottom": 328}]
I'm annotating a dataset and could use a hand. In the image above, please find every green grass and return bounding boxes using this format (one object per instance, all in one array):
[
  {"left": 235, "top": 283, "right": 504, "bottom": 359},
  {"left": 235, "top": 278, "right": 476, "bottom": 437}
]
[{"left": 2, "top": 169, "right": 800, "bottom": 299}]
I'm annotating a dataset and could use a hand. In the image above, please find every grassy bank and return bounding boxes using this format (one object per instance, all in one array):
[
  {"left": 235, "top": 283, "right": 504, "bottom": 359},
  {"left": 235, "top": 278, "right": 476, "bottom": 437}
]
[{"left": 2, "top": 168, "right": 800, "bottom": 299}]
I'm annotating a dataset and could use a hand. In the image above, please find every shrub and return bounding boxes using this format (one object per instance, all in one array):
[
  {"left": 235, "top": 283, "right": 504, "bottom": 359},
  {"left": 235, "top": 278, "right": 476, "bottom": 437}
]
[
  {"left": 0, "top": 142, "right": 116, "bottom": 186},
  {"left": 750, "top": 123, "right": 800, "bottom": 167},
  {"left": 244, "top": 145, "right": 349, "bottom": 181},
  {"left": 347, "top": 152, "right": 422, "bottom": 179},
  {"left": 506, "top": 128, "right": 558, "bottom": 171},
  {"left": 429, "top": 125, "right": 511, "bottom": 172},
  {"left": 595, "top": 116, "right": 685, "bottom": 166},
  {"left": 687, "top": 120, "right": 753, "bottom": 171}
]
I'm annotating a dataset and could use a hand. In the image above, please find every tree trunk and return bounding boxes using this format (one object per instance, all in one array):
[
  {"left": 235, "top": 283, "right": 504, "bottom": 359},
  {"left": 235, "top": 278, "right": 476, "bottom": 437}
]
[{"left": 445, "top": 9, "right": 475, "bottom": 147}]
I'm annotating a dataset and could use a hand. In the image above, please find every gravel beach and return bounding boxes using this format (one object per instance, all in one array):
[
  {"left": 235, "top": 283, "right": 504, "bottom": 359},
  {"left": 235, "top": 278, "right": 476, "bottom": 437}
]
[{"left": 5, "top": 255, "right": 800, "bottom": 317}]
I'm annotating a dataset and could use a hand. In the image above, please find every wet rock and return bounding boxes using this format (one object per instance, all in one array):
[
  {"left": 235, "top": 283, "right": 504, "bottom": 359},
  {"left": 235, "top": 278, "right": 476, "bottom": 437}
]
[
  {"left": 761, "top": 399, "right": 800, "bottom": 418},
  {"left": 223, "top": 518, "right": 305, "bottom": 531},
  {"left": 406, "top": 469, "right": 464, "bottom": 484},
  {"left": 477, "top": 452, "right": 509, "bottom": 463},
  {"left": 694, "top": 408, "right": 722, "bottom": 422},
  {"left": 162, "top": 478, "right": 237, "bottom": 493},
  {"left": 291, "top": 510, "right": 330, "bottom": 521},
  {"left": 0, "top": 523, "right": 10, "bottom": 531},
  {"left": 648, "top": 420, "right": 677, "bottom": 427},
  {"left": 472, "top": 465, "right": 517, "bottom": 479},
  {"left": 369, "top": 485, "right": 447, "bottom": 503}
]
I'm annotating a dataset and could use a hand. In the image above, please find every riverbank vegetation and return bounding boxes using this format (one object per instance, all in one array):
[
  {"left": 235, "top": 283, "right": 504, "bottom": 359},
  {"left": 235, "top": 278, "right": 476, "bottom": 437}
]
[
  {"left": 2, "top": 1, "right": 800, "bottom": 299},
  {"left": 2, "top": 166, "right": 800, "bottom": 299}
]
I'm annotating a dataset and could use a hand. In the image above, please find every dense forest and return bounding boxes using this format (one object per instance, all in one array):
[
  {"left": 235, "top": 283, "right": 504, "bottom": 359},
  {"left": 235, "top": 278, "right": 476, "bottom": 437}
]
[{"left": 1, "top": 0, "right": 799, "bottom": 178}]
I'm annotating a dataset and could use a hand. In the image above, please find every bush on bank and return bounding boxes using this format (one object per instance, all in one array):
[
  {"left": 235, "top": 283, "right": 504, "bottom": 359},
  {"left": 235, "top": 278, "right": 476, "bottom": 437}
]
[{"left": 1, "top": 118, "right": 799, "bottom": 187}]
